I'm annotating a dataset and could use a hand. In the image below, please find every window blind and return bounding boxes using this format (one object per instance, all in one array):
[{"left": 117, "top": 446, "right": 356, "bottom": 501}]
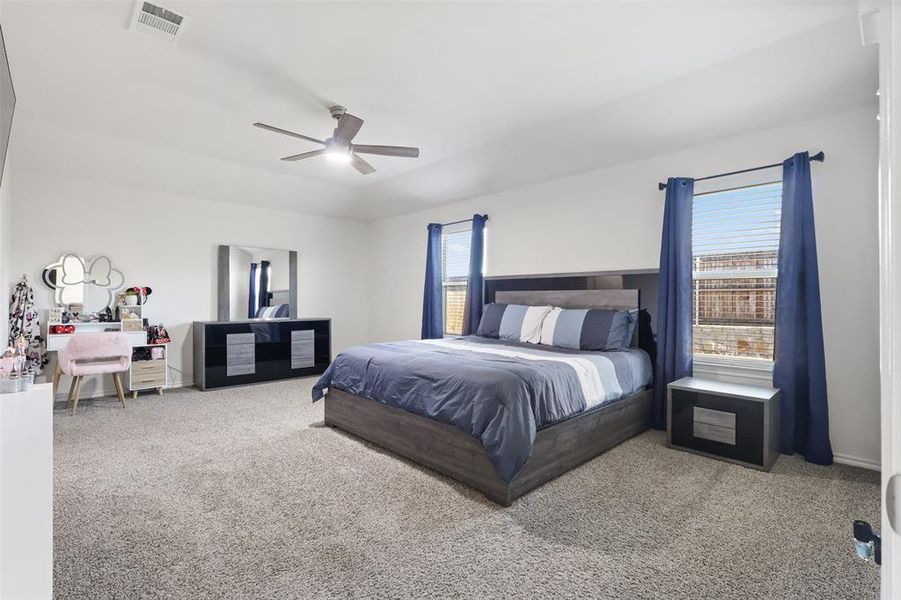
[
  {"left": 441, "top": 223, "right": 472, "bottom": 335},
  {"left": 692, "top": 181, "right": 782, "bottom": 361}
]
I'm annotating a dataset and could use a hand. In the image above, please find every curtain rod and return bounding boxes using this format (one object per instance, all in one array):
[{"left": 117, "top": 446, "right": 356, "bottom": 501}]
[
  {"left": 656, "top": 151, "right": 824, "bottom": 191},
  {"left": 439, "top": 215, "right": 488, "bottom": 227}
]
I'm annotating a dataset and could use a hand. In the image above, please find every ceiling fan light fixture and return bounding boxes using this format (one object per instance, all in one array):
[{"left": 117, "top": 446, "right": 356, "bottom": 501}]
[
  {"left": 254, "top": 107, "right": 420, "bottom": 175},
  {"left": 325, "top": 148, "right": 352, "bottom": 164}
]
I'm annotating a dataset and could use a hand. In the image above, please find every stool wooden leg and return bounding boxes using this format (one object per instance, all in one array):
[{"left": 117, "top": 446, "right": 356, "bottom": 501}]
[
  {"left": 113, "top": 373, "right": 126, "bottom": 408},
  {"left": 69, "top": 376, "right": 83, "bottom": 416},
  {"left": 52, "top": 363, "right": 62, "bottom": 398},
  {"left": 66, "top": 376, "right": 76, "bottom": 412}
]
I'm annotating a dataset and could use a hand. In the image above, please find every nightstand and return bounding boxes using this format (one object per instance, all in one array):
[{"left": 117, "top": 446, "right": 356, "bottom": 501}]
[{"left": 667, "top": 377, "right": 781, "bottom": 471}]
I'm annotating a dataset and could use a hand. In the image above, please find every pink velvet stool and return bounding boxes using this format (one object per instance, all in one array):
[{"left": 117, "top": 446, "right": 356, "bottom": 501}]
[{"left": 53, "top": 332, "right": 131, "bottom": 415}]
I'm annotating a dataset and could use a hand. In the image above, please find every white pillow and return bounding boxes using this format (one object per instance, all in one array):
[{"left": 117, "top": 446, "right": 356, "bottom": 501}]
[
  {"left": 518, "top": 305, "right": 553, "bottom": 344},
  {"left": 539, "top": 307, "right": 563, "bottom": 346}
]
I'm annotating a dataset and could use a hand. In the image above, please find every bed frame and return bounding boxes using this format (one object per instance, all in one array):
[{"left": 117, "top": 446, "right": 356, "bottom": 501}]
[{"left": 323, "top": 289, "right": 654, "bottom": 506}]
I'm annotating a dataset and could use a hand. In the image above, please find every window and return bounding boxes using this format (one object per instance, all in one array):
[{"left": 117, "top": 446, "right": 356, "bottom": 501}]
[
  {"left": 441, "top": 223, "right": 472, "bottom": 336},
  {"left": 692, "top": 181, "right": 782, "bottom": 362}
]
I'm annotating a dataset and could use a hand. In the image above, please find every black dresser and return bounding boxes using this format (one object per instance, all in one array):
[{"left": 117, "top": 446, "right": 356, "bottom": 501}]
[
  {"left": 667, "top": 377, "right": 780, "bottom": 471},
  {"left": 193, "top": 318, "right": 331, "bottom": 390}
]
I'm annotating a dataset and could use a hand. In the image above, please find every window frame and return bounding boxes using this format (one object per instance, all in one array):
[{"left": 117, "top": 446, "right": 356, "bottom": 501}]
[
  {"left": 691, "top": 179, "right": 783, "bottom": 368},
  {"left": 440, "top": 222, "right": 473, "bottom": 337}
]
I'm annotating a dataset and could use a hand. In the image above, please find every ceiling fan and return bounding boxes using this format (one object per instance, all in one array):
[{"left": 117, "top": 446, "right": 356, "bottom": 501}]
[{"left": 253, "top": 106, "right": 420, "bottom": 175}]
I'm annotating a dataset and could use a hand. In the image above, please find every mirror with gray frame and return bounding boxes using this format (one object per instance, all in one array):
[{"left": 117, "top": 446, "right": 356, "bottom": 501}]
[{"left": 217, "top": 245, "right": 297, "bottom": 321}]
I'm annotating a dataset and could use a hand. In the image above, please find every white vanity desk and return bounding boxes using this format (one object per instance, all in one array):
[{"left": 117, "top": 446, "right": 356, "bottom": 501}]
[
  {"left": 44, "top": 321, "right": 169, "bottom": 397},
  {"left": 45, "top": 321, "right": 147, "bottom": 352}
]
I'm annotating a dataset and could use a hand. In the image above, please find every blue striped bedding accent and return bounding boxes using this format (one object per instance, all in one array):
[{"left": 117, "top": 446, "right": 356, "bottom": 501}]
[{"left": 312, "top": 336, "right": 652, "bottom": 483}]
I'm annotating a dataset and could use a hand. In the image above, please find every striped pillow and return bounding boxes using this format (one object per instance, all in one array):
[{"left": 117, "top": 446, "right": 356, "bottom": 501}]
[
  {"left": 540, "top": 307, "right": 635, "bottom": 351},
  {"left": 476, "top": 303, "right": 553, "bottom": 344},
  {"left": 256, "top": 304, "right": 289, "bottom": 319}
]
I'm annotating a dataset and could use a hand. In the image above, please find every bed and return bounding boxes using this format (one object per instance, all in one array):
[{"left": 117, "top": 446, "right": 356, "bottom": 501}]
[{"left": 314, "top": 289, "right": 654, "bottom": 506}]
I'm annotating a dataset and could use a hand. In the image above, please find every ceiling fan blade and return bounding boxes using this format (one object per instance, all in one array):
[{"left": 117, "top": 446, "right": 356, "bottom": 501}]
[
  {"left": 281, "top": 149, "right": 326, "bottom": 161},
  {"left": 333, "top": 113, "right": 364, "bottom": 145},
  {"left": 350, "top": 153, "right": 376, "bottom": 175},
  {"left": 253, "top": 122, "right": 324, "bottom": 145},
  {"left": 352, "top": 144, "right": 420, "bottom": 158}
]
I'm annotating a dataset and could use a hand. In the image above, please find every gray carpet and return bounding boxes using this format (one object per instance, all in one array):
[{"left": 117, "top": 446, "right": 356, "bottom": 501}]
[{"left": 53, "top": 379, "right": 880, "bottom": 599}]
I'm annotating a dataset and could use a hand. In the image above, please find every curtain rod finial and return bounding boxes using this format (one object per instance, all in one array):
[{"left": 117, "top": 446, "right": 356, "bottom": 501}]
[
  {"left": 658, "top": 182, "right": 667, "bottom": 191},
  {"left": 810, "top": 151, "right": 825, "bottom": 162}
]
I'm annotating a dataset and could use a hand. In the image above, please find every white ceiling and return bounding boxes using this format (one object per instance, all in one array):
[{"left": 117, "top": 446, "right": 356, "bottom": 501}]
[{"left": 3, "top": 0, "right": 877, "bottom": 221}]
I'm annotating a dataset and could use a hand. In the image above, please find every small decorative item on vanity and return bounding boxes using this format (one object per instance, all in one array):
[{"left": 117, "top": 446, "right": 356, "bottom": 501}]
[
  {"left": 0, "top": 347, "right": 15, "bottom": 391},
  {"left": 0, "top": 347, "right": 19, "bottom": 393},
  {"left": 123, "top": 290, "right": 138, "bottom": 306},
  {"left": 0, "top": 371, "right": 13, "bottom": 393},
  {"left": 148, "top": 324, "right": 171, "bottom": 345}
]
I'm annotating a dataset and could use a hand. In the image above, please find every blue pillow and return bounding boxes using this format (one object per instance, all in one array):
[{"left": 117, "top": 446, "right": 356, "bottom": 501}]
[
  {"left": 621, "top": 309, "right": 639, "bottom": 348},
  {"left": 539, "top": 307, "right": 634, "bottom": 351}
]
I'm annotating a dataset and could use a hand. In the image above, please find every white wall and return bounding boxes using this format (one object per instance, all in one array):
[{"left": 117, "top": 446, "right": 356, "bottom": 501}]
[
  {"left": 9, "top": 171, "right": 370, "bottom": 398},
  {"left": 366, "top": 106, "right": 881, "bottom": 469}
]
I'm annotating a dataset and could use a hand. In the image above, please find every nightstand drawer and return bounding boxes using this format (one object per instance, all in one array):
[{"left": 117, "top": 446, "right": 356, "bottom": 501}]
[
  {"left": 132, "top": 360, "right": 165, "bottom": 377},
  {"left": 693, "top": 406, "right": 736, "bottom": 429},
  {"left": 133, "top": 372, "right": 165, "bottom": 387},
  {"left": 693, "top": 421, "right": 736, "bottom": 445}
]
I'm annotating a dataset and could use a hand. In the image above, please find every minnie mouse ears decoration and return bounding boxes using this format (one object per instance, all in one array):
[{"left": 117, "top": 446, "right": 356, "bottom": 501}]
[{"left": 128, "top": 286, "right": 153, "bottom": 304}]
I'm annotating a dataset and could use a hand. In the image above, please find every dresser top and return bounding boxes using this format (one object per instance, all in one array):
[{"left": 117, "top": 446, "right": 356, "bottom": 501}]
[
  {"left": 193, "top": 318, "right": 330, "bottom": 325},
  {"left": 668, "top": 377, "right": 779, "bottom": 401}
]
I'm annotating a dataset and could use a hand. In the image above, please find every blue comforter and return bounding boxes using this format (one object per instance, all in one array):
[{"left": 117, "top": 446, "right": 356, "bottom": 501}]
[{"left": 312, "top": 336, "right": 652, "bottom": 483}]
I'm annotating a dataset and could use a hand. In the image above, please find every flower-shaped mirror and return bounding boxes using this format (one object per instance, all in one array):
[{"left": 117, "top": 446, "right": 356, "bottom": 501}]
[{"left": 41, "top": 253, "right": 125, "bottom": 311}]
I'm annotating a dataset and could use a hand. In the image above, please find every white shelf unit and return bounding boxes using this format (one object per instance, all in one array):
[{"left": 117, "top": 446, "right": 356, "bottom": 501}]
[{"left": 127, "top": 343, "right": 169, "bottom": 398}]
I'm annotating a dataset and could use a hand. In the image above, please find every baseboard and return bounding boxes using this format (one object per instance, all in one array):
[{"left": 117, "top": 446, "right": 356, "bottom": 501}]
[
  {"left": 52, "top": 380, "right": 195, "bottom": 404},
  {"left": 832, "top": 452, "right": 881, "bottom": 471}
]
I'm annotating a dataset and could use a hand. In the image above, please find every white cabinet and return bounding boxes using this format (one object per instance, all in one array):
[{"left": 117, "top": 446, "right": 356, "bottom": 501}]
[{"left": 0, "top": 383, "right": 53, "bottom": 599}]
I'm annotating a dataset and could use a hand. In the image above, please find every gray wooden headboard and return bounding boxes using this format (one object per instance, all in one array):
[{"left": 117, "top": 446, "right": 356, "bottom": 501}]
[{"left": 495, "top": 289, "right": 639, "bottom": 311}]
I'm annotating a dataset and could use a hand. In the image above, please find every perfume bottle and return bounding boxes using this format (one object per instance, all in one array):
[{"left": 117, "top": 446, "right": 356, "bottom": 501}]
[{"left": 20, "top": 368, "right": 34, "bottom": 391}]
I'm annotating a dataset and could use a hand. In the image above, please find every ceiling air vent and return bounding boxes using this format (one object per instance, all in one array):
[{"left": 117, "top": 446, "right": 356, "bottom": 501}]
[{"left": 129, "top": 2, "right": 188, "bottom": 45}]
